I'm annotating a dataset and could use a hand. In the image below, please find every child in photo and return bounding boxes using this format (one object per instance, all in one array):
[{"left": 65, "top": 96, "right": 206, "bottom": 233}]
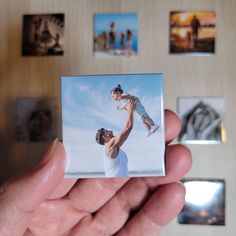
[{"left": 111, "top": 84, "right": 159, "bottom": 137}]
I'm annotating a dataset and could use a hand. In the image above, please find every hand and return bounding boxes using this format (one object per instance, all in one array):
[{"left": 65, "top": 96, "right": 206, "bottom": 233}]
[
  {"left": 0, "top": 110, "right": 192, "bottom": 236},
  {"left": 125, "top": 97, "right": 136, "bottom": 112}
]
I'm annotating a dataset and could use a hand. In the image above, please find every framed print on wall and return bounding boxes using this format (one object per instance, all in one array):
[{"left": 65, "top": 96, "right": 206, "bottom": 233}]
[
  {"left": 177, "top": 97, "right": 226, "bottom": 144},
  {"left": 170, "top": 11, "right": 216, "bottom": 55},
  {"left": 22, "top": 13, "right": 65, "bottom": 56},
  {"left": 94, "top": 13, "right": 138, "bottom": 57}
]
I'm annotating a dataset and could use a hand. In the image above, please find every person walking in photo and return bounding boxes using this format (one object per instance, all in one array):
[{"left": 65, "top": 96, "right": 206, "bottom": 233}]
[
  {"left": 111, "top": 84, "right": 159, "bottom": 137},
  {"left": 190, "top": 15, "right": 201, "bottom": 48},
  {"left": 96, "top": 98, "right": 136, "bottom": 177}
]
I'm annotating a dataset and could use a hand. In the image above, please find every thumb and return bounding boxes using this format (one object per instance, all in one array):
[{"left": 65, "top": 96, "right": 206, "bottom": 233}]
[{"left": 0, "top": 139, "right": 66, "bottom": 236}]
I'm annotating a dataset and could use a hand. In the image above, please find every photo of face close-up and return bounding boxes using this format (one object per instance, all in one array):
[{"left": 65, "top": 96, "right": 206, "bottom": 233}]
[
  {"left": 22, "top": 13, "right": 65, "bottom": 56},
  {"left": 94, "top": 13, "right": 138, "bottom": 57}
]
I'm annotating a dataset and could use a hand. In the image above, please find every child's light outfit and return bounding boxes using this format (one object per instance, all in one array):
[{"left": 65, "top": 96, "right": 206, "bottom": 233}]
[
  {"left": 120, "top": 94, "right": 148, "bottom": 121},
  {"left": 119, "top": 93, "right": 159, "bottom": 137}
]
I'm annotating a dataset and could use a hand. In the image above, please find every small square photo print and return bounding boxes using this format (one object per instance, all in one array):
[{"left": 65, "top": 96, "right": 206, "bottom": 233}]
[
  {"left": 16, "top": 98, "right": 59, "bottom": 142},
  {"left": 94, "top": 13, "right": 138, "bottom": 57},
  {"left": 22, "top": 13, "right": 65, "bottom": 56},
  {"left": 178, "top": 178, "right": 225, "bottom": 226},
  {"left": 170, "top": 11, "right": 216, "bottom": 55},
  {"left": 61, "top": 74, "right": 165, "bottom": 178},
  {"left": 177, "top": 97, "right": 225, "bottom": 144}
]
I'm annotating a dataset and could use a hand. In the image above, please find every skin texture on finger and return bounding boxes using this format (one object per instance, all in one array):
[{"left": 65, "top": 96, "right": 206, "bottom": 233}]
[
  {"left": 160, "top": 144, "right": 192, "bottom": 184},
  {"left": 68, "top": 144, "right": 191, "bottom": 236},
  {"left": 28, "top": 199, "right": 87, "bottom": 236},
  {"left": 0, "top": 141, "right": 66, "bottom": 236},
  {"left": 116, "top": 183, "right": 185, "bottom": 236},
  {"left": 48, "top": 178, "right": 77, "bottom": 199},
  {"left": 68, "top": 178, "right": 130, "bottom": 213},
  {"left": 26, "top": 143, "right": 191, "bottom": 236},
  {"left": 27, "top": 179, "right": 130, "bottom": 236},
  {"left": 164, "top": 109, "right": 181, "bottom": 143}
]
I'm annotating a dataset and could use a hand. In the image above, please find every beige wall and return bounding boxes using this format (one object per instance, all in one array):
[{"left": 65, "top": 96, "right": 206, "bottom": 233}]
[{"left": 0, "top": 0, "right": 236, "bottom": 235}]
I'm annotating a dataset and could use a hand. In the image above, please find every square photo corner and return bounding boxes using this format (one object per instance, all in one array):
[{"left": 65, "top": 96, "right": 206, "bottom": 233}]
[{"left": 61, "top": 73, "right": 165, "bottom": 178}]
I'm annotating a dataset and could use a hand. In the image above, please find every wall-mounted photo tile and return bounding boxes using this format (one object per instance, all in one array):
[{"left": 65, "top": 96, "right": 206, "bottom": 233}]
[
  {"left": 170, "top": 11, "right": 216, "bottom": 55},
  {"left": 94, "top": 13, "right": 138, "bottom": 57},
  {"left": 22, "top": 13, "right": 65, "bottom": 56},
  {"left": 16, "top": 98, "right": 59, "bottom": 142},
  {"left": 177, "top": 97, "right": 225, "bottom": 144},
  {"left": 61, "top": 74, "right": 164, "bottom": 178},
  {"left": 178, "top": 178, "right": 225, "bottom": 226}
]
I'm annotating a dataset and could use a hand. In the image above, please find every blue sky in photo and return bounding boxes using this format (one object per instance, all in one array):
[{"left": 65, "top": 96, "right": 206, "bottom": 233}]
[
  {"left": 94, "top": 13, "right": 138, "bottom": 33},
  {"left": 61, "top": 74, "right": 163, "bottom": 132}
]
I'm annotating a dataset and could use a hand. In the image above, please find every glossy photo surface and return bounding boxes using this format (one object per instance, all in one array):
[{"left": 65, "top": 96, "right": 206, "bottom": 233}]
[{"left": 61, "top": 74, "right": 165, "bottom": 178}]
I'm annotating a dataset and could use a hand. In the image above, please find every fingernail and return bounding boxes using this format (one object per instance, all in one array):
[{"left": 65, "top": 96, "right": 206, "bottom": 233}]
[{"left": 39, "top": 138, "right": 59, "bottom": 166}]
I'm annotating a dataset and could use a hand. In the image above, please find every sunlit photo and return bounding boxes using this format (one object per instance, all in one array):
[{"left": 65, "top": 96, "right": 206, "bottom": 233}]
[{"left": 170, "top": 11, "right": 216, "bottom": 55}]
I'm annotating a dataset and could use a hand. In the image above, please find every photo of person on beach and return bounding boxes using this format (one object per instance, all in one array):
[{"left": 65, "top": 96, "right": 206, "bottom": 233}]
[
  {"left": 170, "top": 11, "right": 216, "bottom": 55},
  {"left": 61, "top": 74, "right": 165, "bottom": 178},
  {"left": 94, "top": 13, "right": 138, "bottom": 57}
]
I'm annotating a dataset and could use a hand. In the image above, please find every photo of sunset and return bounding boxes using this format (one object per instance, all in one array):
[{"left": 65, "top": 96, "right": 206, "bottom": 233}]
[{"left": 170, "top": 11, "right": 216, "bottom": 55}]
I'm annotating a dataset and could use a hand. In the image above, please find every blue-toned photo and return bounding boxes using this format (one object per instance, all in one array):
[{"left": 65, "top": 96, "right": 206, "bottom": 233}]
[
  {"left": 61, "top": 74, "right": 165, "bottom": 178},
  {"left": 94, "top": 13, "right": 138, "bottom": 57}
]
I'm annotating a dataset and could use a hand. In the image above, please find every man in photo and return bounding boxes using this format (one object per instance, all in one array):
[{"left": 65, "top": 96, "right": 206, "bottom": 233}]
[
  {"left": 96, "top": 98, "right": 136, "bottom": 177},
  {"left": 190, "top": 15, "right": 201, "bottom": 48}
]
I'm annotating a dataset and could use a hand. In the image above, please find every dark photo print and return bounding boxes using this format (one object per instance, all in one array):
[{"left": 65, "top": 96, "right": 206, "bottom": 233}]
[
  {"left": 22, "top": 13, "right": 65, "bottom": 56},
  {"left": 16, "top": 98, "right": 59, "bottom": 142}
]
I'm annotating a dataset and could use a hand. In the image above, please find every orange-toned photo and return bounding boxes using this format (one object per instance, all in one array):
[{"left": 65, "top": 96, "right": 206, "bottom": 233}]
[{"left": 170, "top": 11, "right": 216, "bottom": 55}]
